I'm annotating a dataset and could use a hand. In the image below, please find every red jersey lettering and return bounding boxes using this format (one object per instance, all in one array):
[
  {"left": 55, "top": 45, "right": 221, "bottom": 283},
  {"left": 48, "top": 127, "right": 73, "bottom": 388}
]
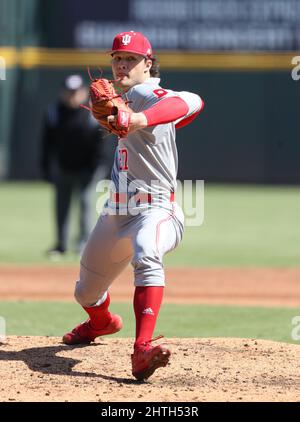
[
  {"left": 119, "top": 148, "right": 129, "bottom": 171},
  {"left": 153, "top": 89, "right": 168, "bottom": 98}
]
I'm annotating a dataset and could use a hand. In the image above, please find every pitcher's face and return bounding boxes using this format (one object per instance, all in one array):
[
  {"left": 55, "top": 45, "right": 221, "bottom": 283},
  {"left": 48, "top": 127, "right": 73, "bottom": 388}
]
[{"left": 111, "top": 52, "right": 152, "bottom": 91}]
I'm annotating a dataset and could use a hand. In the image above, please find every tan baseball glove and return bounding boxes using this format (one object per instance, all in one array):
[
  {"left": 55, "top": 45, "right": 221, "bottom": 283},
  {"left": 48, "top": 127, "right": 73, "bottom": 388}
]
[{"left": 89, "top": 77, "right": 133, "bottom": 137}]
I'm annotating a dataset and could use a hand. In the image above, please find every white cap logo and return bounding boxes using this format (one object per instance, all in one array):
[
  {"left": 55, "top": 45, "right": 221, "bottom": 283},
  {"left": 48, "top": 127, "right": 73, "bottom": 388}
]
[{"left": 122, "top": 34, "right": 132, "bottom": 46}]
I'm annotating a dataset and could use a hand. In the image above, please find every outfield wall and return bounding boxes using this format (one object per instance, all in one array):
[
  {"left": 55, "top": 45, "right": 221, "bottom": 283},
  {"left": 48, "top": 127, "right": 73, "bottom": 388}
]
[
  {"left": 1, "top": 64, "right": 299, "bottom": 184},
  {"left": 1, "top": 0, "right": 300, "bottom": 183}
]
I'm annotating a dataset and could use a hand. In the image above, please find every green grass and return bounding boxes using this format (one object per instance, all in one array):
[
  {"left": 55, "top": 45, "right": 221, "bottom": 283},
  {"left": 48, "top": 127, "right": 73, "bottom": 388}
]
[
  {"left": 166, "top": 184, "right": 300, "bottom": 267},
  {"left": 0, "top": 182, "right": 300, "bottom": 266},
  {"left": 1, "top": 301, "right": 299, "bottom": 344},
  {"left": 0, "top": 182, "right": 97, "bottom": 265}
]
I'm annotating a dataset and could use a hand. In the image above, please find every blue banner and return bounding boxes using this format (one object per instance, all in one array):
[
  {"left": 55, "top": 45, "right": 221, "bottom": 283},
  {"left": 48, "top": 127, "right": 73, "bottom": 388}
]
[{"left": 56, "top": 0, "right": 300, "bottom": 50}]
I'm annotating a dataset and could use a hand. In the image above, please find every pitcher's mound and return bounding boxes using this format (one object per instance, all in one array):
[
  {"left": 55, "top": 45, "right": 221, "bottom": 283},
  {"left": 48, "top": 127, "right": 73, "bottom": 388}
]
[{"left": 0, "top": 336, "right": 299, "bottom": 402}]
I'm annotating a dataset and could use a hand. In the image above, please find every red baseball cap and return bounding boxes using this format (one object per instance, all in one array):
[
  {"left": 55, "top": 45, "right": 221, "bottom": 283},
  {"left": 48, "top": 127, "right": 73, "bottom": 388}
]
[{"left": 109, "top": 31, "right": 153, "bottom": 58}]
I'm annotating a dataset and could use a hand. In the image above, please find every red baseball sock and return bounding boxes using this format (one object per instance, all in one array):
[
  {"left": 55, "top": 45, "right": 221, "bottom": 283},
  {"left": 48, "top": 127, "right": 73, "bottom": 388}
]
[
  {"left": 134, "top": 286, "right": 164, "bottom": 349},
  {"left": 83, "top": 293, "right": 112, "bottom": 330}
]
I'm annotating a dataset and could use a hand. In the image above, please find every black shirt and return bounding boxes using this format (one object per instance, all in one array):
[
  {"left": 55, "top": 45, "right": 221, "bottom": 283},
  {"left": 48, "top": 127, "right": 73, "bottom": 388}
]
[{"left": 41, "top": 101, "right": 104, "bottom": 176}]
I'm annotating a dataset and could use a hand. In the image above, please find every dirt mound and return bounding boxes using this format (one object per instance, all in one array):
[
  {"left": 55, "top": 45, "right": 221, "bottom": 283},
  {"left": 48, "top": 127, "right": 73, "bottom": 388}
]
[{"left": 0, "top": 336, "right": 299, "bottom": 402}]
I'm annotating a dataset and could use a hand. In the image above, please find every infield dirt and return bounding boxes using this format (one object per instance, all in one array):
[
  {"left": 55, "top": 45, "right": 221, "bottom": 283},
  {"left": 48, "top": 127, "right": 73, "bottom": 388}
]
[
  {"left": 0, "top": 336, "right": 300, "bottom": 402},
  {"left": 1, "top": 265, "right": 300, "bottom": 402},
  {"left": 1, "top": 266, "right": 300, "bottom": 307}
]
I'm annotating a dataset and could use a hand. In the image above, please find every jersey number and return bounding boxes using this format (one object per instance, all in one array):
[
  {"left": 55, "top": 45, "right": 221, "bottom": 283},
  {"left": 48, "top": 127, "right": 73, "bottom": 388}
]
[
  {"left": 153, "top": 89, "right": 168, "bottom": 98},
  {"left": 119, "top": 148, "right": 129, "bottom": 171}
]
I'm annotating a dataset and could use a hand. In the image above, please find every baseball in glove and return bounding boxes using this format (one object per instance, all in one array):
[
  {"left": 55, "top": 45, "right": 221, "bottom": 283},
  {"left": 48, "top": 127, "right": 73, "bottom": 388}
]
[{"left": 84, "top": 70, "right": 133, "bottom": 137}]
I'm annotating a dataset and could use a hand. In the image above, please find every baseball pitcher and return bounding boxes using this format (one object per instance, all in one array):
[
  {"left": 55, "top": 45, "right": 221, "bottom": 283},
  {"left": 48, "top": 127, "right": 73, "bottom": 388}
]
[{"left": 63, "top": 31, "right": 205, "bottom": 381}]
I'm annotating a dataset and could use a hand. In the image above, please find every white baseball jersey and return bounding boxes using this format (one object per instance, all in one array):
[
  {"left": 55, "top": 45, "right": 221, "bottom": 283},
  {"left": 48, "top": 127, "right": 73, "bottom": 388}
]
[
  {"left": 77, "top": 77, "right": 203, "bottom": 298},
  {"left": 106, "top": 77, "right": 202, "bottom": 213}
]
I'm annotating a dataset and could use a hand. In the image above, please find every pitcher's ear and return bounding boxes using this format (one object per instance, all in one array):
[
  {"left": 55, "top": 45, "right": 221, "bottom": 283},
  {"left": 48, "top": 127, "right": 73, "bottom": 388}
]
[{"left": 144, "top": 59, "right": 152, "bottom": 72}]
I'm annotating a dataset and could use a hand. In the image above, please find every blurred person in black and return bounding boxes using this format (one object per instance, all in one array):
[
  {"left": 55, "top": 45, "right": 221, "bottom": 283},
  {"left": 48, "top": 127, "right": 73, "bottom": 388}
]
[{"left": 41, "top": 74, "right": 106, "bottom": 257}]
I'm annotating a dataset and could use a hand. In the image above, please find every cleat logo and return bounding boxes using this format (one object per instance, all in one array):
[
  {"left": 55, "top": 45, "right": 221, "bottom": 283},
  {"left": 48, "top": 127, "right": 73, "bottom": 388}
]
[{"left": 142, "top": 307, "right": 155, "bottom": 316}]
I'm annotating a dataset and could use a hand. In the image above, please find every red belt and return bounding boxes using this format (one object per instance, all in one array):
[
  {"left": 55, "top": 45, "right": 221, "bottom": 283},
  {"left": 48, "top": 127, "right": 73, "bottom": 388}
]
[{"left": 110, "top": 192, "right": 175, "bottom": 204}]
